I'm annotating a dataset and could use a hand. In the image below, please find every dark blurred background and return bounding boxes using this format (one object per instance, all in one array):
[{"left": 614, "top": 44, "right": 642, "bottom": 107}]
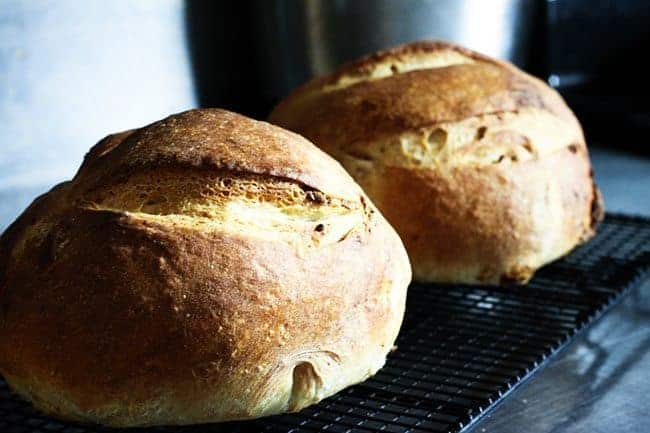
[{"left": 1, "top": 0, "right": 649, "bottom": 229}]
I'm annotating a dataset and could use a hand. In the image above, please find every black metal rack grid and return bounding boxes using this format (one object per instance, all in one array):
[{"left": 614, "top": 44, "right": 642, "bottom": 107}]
[{"left": 1, "top": 213, "right": 649, "bottom": 433}]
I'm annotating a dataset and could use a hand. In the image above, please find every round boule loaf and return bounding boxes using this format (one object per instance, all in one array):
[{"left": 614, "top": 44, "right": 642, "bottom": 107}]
[
  {"left": 0, "top": 108, "right": 411, "bottom": 426},
  {"left": 269, "top": 41, "right": 603, "bottom": 284}
]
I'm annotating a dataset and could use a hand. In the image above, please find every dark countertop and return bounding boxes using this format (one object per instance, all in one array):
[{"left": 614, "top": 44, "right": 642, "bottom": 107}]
[{"left": 466, "top": 279, "right": 650, "bottom": 433}]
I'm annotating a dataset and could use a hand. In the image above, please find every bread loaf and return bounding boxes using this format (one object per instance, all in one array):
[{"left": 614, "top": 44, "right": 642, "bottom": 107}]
[
  {"left": 0, "top": 109, "right": 411, "bottom": 426},
  {"left": 269, "top": 41, "right": 603, "bottom": 284}
]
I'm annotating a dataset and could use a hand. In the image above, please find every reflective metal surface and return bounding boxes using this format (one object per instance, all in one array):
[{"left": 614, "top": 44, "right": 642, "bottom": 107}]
[
  {"left": 466, "top": 278, "right": 650, "bottom": 433},
  {"left": 255, "top": 0, "right": 537, "bottom": 100}
]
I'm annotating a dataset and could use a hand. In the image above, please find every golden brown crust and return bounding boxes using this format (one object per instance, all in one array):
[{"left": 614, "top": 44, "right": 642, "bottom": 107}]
[
  {"left": 0, "top": 109, "right": 411, "bottom": 426},
  {"left": 358, "top": 146, "right": 596, "bottom": 283},
  {"left": 269, "top": 40, "right": 602, "bottom": 284},
  {"left": 271, "top": 41, "right": 579, "bottom": 143},
  {"left": 75, "top": 109, "right": 361, "bottom": 202}
]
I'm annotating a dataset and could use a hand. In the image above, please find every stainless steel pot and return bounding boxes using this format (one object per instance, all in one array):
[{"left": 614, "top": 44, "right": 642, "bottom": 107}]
[{"left": 255, "top": 0, "right": 537, "bottom": 101}]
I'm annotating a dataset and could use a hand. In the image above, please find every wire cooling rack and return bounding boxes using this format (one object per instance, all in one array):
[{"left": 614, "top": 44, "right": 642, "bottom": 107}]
[{"left": 1, "top": 213, "right": 649, "bottom": 433}]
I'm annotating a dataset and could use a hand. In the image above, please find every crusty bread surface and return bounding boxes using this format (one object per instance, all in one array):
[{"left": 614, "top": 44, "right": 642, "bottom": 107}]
[
  {"left": 269, "top": 41, "right": 603, "bottom": 284},
  {"left": 0, "top": 109, "right": 411, "bottom": 426}
]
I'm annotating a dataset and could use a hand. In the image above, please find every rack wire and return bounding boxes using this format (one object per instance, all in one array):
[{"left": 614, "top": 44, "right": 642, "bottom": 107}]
[{"left": 1, "top": 213, "right": 649, "bottom": 433}]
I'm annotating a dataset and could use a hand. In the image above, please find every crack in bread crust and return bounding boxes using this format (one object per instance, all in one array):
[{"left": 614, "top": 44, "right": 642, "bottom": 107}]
[
  {"left": 331, "top": 107, "right": 584, "bottom": 170},
  {"left": 321, "top": 49, "right": 475, "bottom": 93},
  {"left": 75, "top": 167, "right": 367, "bottom": 243},
  {"left": 79, "top": 167, "right": 360, "bottom": 221}
]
